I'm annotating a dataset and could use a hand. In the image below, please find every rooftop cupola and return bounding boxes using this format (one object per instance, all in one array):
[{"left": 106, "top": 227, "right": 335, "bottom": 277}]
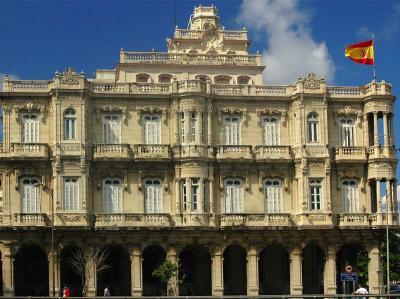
[{"left": 189, "top": 5, "right": 220, "bottom": 30}]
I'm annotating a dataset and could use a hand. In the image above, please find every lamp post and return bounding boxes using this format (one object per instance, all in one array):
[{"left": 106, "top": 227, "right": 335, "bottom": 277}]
[{"left": 40, "top": 183, "right": 55, "bottom": 297}]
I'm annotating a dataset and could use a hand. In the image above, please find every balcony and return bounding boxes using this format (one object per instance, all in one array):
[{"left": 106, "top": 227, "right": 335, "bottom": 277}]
[
  {"left": 54, "top": 213, "right": 93, "bottom": 227},
  {"left": 254, "top": 146, "right": 291, "bottom": 161},
  {"left": 215, "top": 145, "right": 252, "bottom": 161},
  {"left": 0, "top": 143, "right": 50, "bottom": 160},
  {"left": 13, "top": 213, "right": 48, "bottom": 226},
  {"left": 337, "top": 213, "right": 374, "bottom": 227},
  {"left": 367, "top": 145, "right": 396, "bottom": 160},
  {"left": 296, "top": 213, "right": 333, "bottom": 227},
  {"left": 219, "top": 214, "right": 292, "bottom": 227},
  {"left": 134, "top": 144, "right": 171, "bottom": 161},
  {"left": 172, "top": 145, "right": 213, "bottom": 160},
  {"left": 95, "top": 213, "right": 171, "bottom": 227},
  {"left": 93, "top": 144, "right": 131, "bottom": 160},
  {"left": 335, "top": 147, "right": 367, "bottom": 162}
]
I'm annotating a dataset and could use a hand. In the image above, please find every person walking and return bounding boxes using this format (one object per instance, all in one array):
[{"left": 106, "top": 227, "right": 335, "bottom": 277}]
[
  {"left": 104, "top": 286, "right": 110, "bottom": 296},
  {"left": 353, "top": 284, "right": 368, "bottom": 299},
  {"left": 62, "top": 286, "right": 70, "bottom": 297}
]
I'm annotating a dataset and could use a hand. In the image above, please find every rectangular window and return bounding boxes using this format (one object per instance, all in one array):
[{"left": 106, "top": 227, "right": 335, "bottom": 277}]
[
  {"left": 63, "top": 177, "right": 79, "bottom": 211},
  {"left": 223, "top": 116, "right": 241, "bottom": 145},
  {"left": 179, "top": 112, "right": 185, "bottom": 143},
  {"left": 64, "top": 118, "right": 76, "bottom": 140},
  {"left": 143, "top": 115, "right": 161, "bottom": 144},
  {"left": 22, "top": 113, "right": 39, "bottom": 143},
  {"left": 263, "top": 116, "right": 280, "bottom": 145},
  {"left": 181, "top": 179, "right": 188, "bottom": 211},
  {"left": 102, "top": 114, "right": 121, "bottom": 144},
  {"left": 189, "top": 112, "right": 197, "bottom": 143},
  {"left": 309, "top": 179, "right": 322, "bottom": 210},
  {"left": 191, "top": 178, "right": 199, "bottom": 211}
]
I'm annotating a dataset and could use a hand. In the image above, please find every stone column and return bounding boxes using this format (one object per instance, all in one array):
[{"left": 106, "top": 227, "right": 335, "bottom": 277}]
[
  {"left": 373, "top": 112, "right": 379, "bottom": 146},
  {"left": 175, "top": 179, "right": 180, "bottom": 214},
  {"left": 212, "top": 246, "right": 223, "bottom": 296},
  {"left": 247, "top": 246, "right": 259, "bottom": 295},
  {"left": 386, "top": 180, "right": 392, "bottom": 213},
  {"left": 85, "top": 256, "right": 96, "bottom": 296},
  {"left": 393, "top": 179, "right": 398, "bottom": 215},
  {"left": 390, "top": 114, "right": 395, "bottom": 146},
  {"left": 368, "top": 243, "right": 383, "bottom": 294},
  {"left": 324, "top": 245, "right": 337, "bottom": 294},
  {"left": 184, "top": 111, "right": 190, "bottom": 144},
  {"left": 376, "top": 178, "right": 382, "bottom": 213},
  {"left": 209, "top": 178, "right": 214, "bottom": 214},
  {"left": 363, "top": 114, "right": 369, "bottom": 147},
  {"left": 196, "top": 112, "right": 202, "bottom": 144},
  {"left": 174, "top": 111, "right": 179, "bottom": 144},
  {"left": 383, "top": 112, "right": 389, "bottom": 146},
  {"left": 207, "top": 108, "right": 212, "bottom": 145},
  {"left": 167, "top": 246, "right": 179, "bottom": 296},
  {"left": 289, "top": 246, "right": 303, "bottom": 295},
  {"left": 1, "top": 244, "right": 13, "bottom": 296},
  {"left": 131, "top": 246, "right": 142, "bottom": 296}
]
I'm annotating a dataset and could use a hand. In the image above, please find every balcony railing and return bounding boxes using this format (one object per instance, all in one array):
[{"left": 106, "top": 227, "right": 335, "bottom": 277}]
[
  {"left": 13, "top": 213, "right": 48, "bottom": 226},
  {"left": 172, "top": 145, "right": 213, "bottom": 160},
  {"left": 220, "top": 213, "right": 292, "bottom": 227},
  {"left": 95, "top": 213, "right": 171, "bottom": 227},
  {"left": 367, "top": 145, "right": 396, "bottom": 159},
  {"left": 58, "top": 143, "right": 82, "bottom": 156},
  {"left": 133, "top": 144, "right": 171, "bottom": 161},
  {"left": 55, "top": 213, "right": 93, "bottom": 226},
  {"left": 5, "top": 143, "right": 49, "bottom": 159},
  {"left": 174, "top": 29, "right": 248, "bottom": 40},
  {"left": 335, "top": 147, "right": 366, "bottom": 161},
  {"left": 93, "top": 144, "right": 131, "bottom": 160},
  {"left": 215, "top": 145, "right": 252, "bottom": 160},
  {"left": 253, "top": 145, "right": 291, "bottom": 161},
  {"left": 337, "top": 213, "right": 373, "bottom": 227},
  {"left": 2, "top": 80, "right": 52, "bottom": 92}
]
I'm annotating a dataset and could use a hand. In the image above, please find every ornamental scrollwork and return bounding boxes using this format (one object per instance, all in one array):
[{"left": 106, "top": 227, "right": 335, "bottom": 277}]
[
  {"left": 303, "top": 73, "right": 322, "bottom": 90},
  {"left": 217, "top": 107, "right": 247, "bottom": 124},
  {"left": 256, "top": 108, "right": 287, "bottom": 125},
  {"left": 95, "top": 105, "right": 128, "bottom": 121},
  {"left": 14, "top": 101, "right": 47, "bottom": 120},
  {"left": 55, "top": 67, "right": 84, "bottom": 85}
]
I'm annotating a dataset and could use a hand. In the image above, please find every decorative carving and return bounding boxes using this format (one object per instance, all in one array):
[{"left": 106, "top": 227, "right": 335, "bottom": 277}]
[
  {"left": 97, "top": 166, "right": 128, "bottom": 190},
  {"left": 55, "top": 67, "right": 84, "bottom": 85},
  {"left": 62, "top": 215, "right": 81, "bottom": 222},
  {"left": 303, "top": 73, "right": 321, "bottom": 89},
  {"left": 217, "top": 107, "right": 247, "bottom": 124},
  {"left": 95, "top": 105, "right": 128, "bottom": 122},
  {"left": 256, "top": 109, "right": 287, "bottom": 125},
  {"left": 14, "top": 101, "right": 46, "bottom": 120},
  {"left": 337, "top": 105, "right": 356, "bottom": 116}
]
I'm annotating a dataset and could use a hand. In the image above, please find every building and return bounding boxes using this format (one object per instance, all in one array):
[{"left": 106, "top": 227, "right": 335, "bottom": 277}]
[{"left": 0, "top": 5, "right": 398, "bottom": 297}]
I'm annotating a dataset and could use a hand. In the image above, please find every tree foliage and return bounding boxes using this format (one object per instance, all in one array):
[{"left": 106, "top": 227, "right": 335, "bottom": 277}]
[
  {"left": 152, "top": 259, "right": 179, "bottom": 296},
  {"left": 382, "top": 229, "right": 400, "bottom": 283}
]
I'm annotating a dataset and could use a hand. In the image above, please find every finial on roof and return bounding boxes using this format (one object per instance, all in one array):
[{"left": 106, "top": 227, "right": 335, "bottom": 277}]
[
  {"left": 152, "top": 48, "right": 155, "bottom": 52},
  {"left": 120, "top": 47, "right": 124, "bottom": 51}
]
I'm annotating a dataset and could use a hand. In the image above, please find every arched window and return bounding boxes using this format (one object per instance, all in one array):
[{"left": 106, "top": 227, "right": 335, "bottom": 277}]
[
  {"left": 215, "top": 75, "right": 232, "bottom": 85},
  {"left": 64, "top": 109, "right": 76, "bottom": 140},
  {"left": 307, "top": 112, "right": 319, "bottom": 142},
  {"left": 195, "top": 75, "right": 210, "bottom": 82},
  {"left": 102, "top": 177, "right": 122, "bottom": 213},
  {"left": 340, "top": 118, "right": 355, "bottom": 146},
  {"left": 225, "top": 178, "right": 244, "bottom": 213},
  {"left": 263, "top": 116, "right": 280, "bottom": 145},
  {"left": 237, "top": 76, "right": 250, "bottom": 85},
  {"left": 223, "top": 116, "right": 241, "bottom": 145},
  {"left": 342, "top": 179, "right": 358, "bottom": 213},
  {"left": 144, "top": 178, "right": 163, "bottom": 213},
  {"left": 22, "top": 113, "right": 39, "bottom": 143},
  {"left": 102, "top": 114, "right": 121, "bottom": 144},
  {"left": 20, "top": 177, "right": 40, "bottom": 213},
  {"left": 158, "top": 74, "right": 172, "bottom": 83},
  {"left": 136, "top": 73, "right": 150, "bottom": 83},
  {"left": 264, "top": 179, "right": 282, "bottom": 213},
  {"left": 142, "top": 114, "right": 161, "bottom": 144}
]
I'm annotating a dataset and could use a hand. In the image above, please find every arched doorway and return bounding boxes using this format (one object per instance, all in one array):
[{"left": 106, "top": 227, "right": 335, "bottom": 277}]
[
  {"left": 143, "top": 245, "right": 166, "bottom": 296},
  {"left": 223, "top": 244, "right": 247, "bottom": 295},
  {"left": 259, "top": 245, "right": 290, "bottom": 294},
  {"left": 96, "top": 245, "right": 131, "bottom": 296},
  {"left": 336, "top": 243, "right": 368, "bottom": 294},
  {"left": 302, "top": 241, "right": 324, "bottom": 294},
  {"left": 179, "top": 245, "right": 211, "bottom": 295},
  {"left": 14, "top": 245, "right": 49, "bottom": 296},
  {"left": 60, "top": 245, "right": 83, "bottom": 296}
]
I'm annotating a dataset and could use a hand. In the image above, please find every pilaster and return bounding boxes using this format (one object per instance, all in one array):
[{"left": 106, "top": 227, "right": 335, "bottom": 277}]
[
  {"left": 131, "top": 246, "right": 142, "bottom": 296},
  {"left": 247, "top": 246, "right": 259, "bottom": 295},
  {"left": 323, "top": 245, "right": 337, "bottom": 294},
  {"left": 368, "top": 243, "right": 383, "bottom": 294},
  {"left": 289, "top": 245, "right": 303, "bottom": 295},
  {"left": 211, "top": 246, "right": 223, "bottom": 296},
  {"left": 1, "top": 243, "right": 13, "bottom": 296}
]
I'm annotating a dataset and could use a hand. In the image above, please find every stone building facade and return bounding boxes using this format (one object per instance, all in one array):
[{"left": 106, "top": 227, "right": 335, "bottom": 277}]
[{"left": 0, "top": 5, "right": 397, "bottom": 297}]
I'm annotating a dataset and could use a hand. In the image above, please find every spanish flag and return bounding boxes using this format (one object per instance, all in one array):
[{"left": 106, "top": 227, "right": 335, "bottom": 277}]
[{"left": 345, "top": 40, "right": 374, "bottom": 65}]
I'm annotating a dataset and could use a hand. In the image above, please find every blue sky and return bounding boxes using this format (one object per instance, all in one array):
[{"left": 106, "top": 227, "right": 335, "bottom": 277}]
[{"left": 0, "top": 0, "right": 399, "bottom": 172}]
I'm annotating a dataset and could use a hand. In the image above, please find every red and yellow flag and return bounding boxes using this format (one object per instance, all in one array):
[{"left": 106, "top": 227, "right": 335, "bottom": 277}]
[{"left": 345, "top": 40, "right": 374, "bottom": 65}]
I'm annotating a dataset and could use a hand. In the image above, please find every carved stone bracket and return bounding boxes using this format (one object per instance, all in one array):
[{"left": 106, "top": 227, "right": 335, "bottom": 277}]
[{"left": 14, "top": 101, "right": 47, "bottom": 121}]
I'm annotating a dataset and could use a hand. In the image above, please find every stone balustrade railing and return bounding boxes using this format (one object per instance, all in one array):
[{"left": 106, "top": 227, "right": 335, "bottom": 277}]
[
  {"left": 174, "top": 29, "right": 248, "bottom": 40},
  {"left": 220, "top": 213, "right": 292, "bottom": 226},
  {"left": 8, "top": 143, "right": 49, "bottom": 159},
  {"left": 13, "top": 213, "right": 48, "bottom": 226},
  {"left": 134, "top": 144, "right": 171, "bottom": 160},
  {"left": 335, "top": 146, "right": 366, "bottom": 160},
  {"left": 120, "top": 51, "right": 261, "bottom": 66},
  {"left": 215, "top": 145, "right": 253, "bottom": 160},
  {"left": 95, "top": 213, "right": 171, "bottom": 227},
  {"left": 93, "top": 144, "right": 131, "bottom": 160},
  {"left": 253, "top": 145, "right": 291, "bottom": 160},
  {"left": 3, "top": 78, "right": 392, "bottom": 99}
]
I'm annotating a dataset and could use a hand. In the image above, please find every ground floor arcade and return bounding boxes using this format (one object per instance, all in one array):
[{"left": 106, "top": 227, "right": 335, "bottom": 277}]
[{"left": 0, "top": 228, "right": 384, "bottom": 296}]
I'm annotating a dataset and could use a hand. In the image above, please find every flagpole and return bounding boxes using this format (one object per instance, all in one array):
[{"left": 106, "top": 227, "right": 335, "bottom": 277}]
[{"left": 372, "top": 34, "right": 376, "bottom": 80}]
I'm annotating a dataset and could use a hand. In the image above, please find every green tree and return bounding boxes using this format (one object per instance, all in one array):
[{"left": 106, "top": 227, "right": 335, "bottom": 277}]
[
  {"left": 152, "top": 259, "right": 179, "bottom": 296},
  {"left": 382, "top": 229, "right": 400, "bottom": 284}
]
